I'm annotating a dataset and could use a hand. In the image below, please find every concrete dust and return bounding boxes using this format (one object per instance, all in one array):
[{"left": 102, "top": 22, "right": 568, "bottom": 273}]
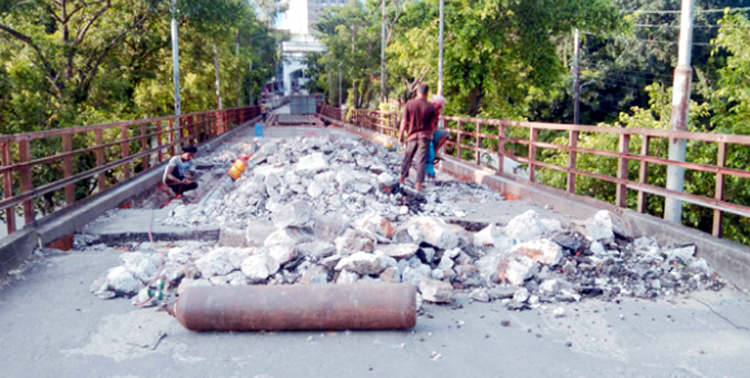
[{"left": 63, "top": 309, "right": 182, "bottom": 362}]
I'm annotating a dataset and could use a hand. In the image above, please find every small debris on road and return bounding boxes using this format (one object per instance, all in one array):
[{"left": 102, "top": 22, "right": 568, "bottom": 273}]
[{"left": 430, "top": 351, "right": 442, "bottom": 361}]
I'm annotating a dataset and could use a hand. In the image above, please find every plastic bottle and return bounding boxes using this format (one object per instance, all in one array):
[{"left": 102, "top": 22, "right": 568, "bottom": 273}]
[{"left": 227, "top": 154, "right": 250, "bottom": 180}]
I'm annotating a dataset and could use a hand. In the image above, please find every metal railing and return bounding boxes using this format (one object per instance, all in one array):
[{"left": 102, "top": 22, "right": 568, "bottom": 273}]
[
  {"left": 0, "top": 106, "right": 260, "bottom": 235},
  {"left": 319, "top": 104, "right": 750, "bottom": 239}
]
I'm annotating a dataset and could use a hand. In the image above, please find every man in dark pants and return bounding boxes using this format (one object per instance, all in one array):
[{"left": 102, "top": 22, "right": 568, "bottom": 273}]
[
  {"left": 398, "top": 84, "right": 437, "bottom": 194},
  {"left": 163, "top": 145, "right": 199, "bottom": 198}
]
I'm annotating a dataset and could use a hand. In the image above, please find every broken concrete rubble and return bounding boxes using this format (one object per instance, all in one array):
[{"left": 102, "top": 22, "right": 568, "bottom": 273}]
[
  {"left": 335, "top": 229, "right": 375, "bottom": 255},
  {"left": 498, "top": 254, "right": 538, "bottom": 286},
  {"left": 334, "top": 252, "right": 387, "bottom": 275},
  {"left": 86, "top": 134, "right": 724, "bottom": 314},
  {"left": 419, "top": 278, "right": 454, "bottom": 303},
  {"left": 376, "top": 243, "right": 419, "bottom": 260},
  {"left": 241, "top": 253, "right": 280, "bottom": 283},
  {"left": 505, "top": 210, "right": 546, "bottom": 242},
  {"left": 272, "top": 200, "right": 314, "bottom": 229},
  {"left": 395, "top": 217, "right": 458, "bottom": 250},
  {"left": 585, "top": 210, "right": 615, "bottom": 242},
  {"left": 511, "top": 239, "right": 563, "bottom": 266}
]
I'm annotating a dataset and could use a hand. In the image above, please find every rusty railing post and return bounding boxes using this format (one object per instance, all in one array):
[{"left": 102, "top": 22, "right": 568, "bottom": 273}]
[
  {"left": 156, "top": 121, "right": 164, "bottom": 163},
  {"left": 188, "top": 115, "right": 195, "bottom": 145},
  {"left": 713, "top": 141, "right": 727, "bottom": 237},
  {"left": 456, "top": 120, "right": 463, "bottom": 160},
  {"left": 168, "top": 119, "right": 175, "bottom": 156},
  {"left": 196, "top": 114, "right": 203, "bottom": 142},
  {"left": 528, "top": 128, "right": 538, "bottom": 182},
  {"left": 475, "top": 122, "right": 481, "bottom": 165},
  {"left": 1, "top": 142, "right": 16, "bottom": 234},
  {"left": 616, "top": 133, "right": 631, "bottom": 208},
  {"left": 567, "top": 130, "right": 579, "bottom": 193},
  {"left": 497, "top": 122, "right": 505, "bottom": 175},
  {"left": 637, "top": 136, "right": 651, "bottom": 213},
  {"left": 217, "top": 111, "right": 223, "bottom": 135},
  {"left": 120, "top": 125, "right": 130, "bottom": 180},
  {"left": 62, "top": 134, "right": 75, "bottom": 205},
  {"left": 140, "top": 123, "right": 149, "bottom": 170},
  {"left": 94, "top": 129, "right": 106, "bottom": 192},
  {"left": 18, "top": 138, "right": 34, "bottom": 224}
]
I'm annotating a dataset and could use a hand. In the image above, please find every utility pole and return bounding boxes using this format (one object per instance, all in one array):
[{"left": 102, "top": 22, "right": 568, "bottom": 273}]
[
  {"left": 338, "top": 67, "right": 343, "bottom": 107},
  {"left": 437, "top": 0, "right": 444, "bottom": 96},
  {"left": 381, "top": 0, "right": 387, "bottom": 102},
  {"left": 236, "top": 31, "right": 242, "bottom": 108},
  {"left": 248, "top": 62, "right": 253, "bottom": 106},
  {"left": 665, "top": 0, "right": 694, "bottom": 224},
  {"left": 328, "top": 67, "right": 333, "bottom": 105},
  {"left": 170, "top": 0, "right": 182, "bottom": 147},
  {"left": 572, "top": 28, "right": 581, "bottom": 125},
  {"left": 214, "top": 44, "right": 223, "bottom": 110}
]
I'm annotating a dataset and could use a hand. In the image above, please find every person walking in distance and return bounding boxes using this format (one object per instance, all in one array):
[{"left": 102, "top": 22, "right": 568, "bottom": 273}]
[{"left": 398, "top": 84, "right": 437, "bottom": 193}]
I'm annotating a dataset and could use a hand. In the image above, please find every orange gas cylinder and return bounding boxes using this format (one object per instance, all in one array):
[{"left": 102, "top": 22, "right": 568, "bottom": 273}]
[{"left": 227, "top": 154, "right": 250, "bottom": 180}]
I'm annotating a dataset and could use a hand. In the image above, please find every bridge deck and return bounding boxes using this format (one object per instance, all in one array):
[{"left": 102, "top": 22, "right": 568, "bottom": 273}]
[{"left": 1, "top": 123, "right": 749, "bottom": 377}]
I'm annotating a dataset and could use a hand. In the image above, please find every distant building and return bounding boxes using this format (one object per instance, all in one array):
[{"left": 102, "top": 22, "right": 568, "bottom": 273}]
[
  {"left": 280, "top": 0, "right": 348, "bottom": 35},
  {"left": 281, "top": 35, "right": 326, "bottom": 95},
  {"left": 277, "top": 0, "right": 344, "bottom": 95}
]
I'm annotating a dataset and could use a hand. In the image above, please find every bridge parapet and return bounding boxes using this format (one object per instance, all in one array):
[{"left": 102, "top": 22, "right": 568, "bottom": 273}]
[
  {"left": 0, "top": 106, "right": 259, "bottom": 236},
  {"left": 319, "top": 104, "right": 750, "bottom": 242}
]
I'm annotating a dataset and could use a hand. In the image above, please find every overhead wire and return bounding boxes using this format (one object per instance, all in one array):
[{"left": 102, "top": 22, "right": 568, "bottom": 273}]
[
  {"left": 581, "top": 31, "right": 714, "bottom": 46},
  {"left": 621, "top": 7, "right": 750, "bottom": 15}
]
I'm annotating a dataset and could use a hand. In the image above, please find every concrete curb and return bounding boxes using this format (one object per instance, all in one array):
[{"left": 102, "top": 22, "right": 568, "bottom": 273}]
[
  {"left": 0, "top": 118, "right": 260, "bottom": 277},
  {"left": 322, "top": 115, "right": 750, "bottom": 294},
  {"left": 96, "top": 229, "right": 221, "bottom": 245}
]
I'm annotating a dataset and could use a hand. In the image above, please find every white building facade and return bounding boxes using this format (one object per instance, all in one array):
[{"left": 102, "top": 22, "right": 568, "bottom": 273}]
[
  {"left": 281, "top": 0, "right": 348, "bottom": 35},
  {"left": 281, "top": 35, "right": 326, "bottom": 95},
  {"left": 278, "top": 0, "right": 346, "bottom": 95}
]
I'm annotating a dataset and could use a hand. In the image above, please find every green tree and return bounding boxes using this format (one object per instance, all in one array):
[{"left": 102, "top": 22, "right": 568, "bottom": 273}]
[
  {"left": 385, "top": 0, "right": 622, "bottom": 118},
  {"left": 538, "top": 11, "right": 750, "bottom": 244},
  {"left": 0, "top": 0, "right": 279, "bottom": 217}
]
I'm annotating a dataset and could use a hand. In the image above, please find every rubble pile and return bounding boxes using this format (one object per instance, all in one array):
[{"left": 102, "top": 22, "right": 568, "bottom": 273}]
[
  {"left": 161, "top": 134, "right": 503, "bottom": 229},
  {"left": 90, "top": 205, "right": 723, "bottom": 309}
]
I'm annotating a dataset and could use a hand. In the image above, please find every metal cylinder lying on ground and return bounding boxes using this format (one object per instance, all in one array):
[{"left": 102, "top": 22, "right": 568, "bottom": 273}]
[{"left": 168, "top": 283, "right": 417, "bottom": 332}]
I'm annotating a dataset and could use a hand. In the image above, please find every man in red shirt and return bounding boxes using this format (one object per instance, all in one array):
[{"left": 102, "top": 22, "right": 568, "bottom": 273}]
[{"left": 398, "top": 84, "right": 437, "bottom": 193}]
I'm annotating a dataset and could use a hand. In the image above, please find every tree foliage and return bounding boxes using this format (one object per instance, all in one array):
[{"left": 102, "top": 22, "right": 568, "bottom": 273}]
[
  {"left": 0, "top": 0, "right": 279, "bottom": 133},
  {"left": 537, "top": 11, "right": 750, "bottom": 244},
  {"left": 0, "top": 0, "right": 279, "bottom": 217},
  {"left": 314, "top": 0, "right": 622, "bottom": 117}
]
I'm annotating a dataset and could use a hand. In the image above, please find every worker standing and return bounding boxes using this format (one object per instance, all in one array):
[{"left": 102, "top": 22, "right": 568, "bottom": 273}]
[
  {"left": 398, "top": 84, "right": 437, "bottom": 194},
  {"left": 426, "top": 95, "right": 448, "bottom": 179},
  {"left": 163, "top": 145, "right": 199, "bottom": 198}
]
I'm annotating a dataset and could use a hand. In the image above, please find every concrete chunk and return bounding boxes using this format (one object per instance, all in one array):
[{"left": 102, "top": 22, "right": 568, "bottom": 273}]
[
  {"left": 376, "top": 243, "right": 419, "bottom": 260},
  {"left": 419, "top": 279, "right": 454, "bottom": 303},
  {"left": 272, "top": 200, "right": 313, "bottom": 229},
  {"left": 505, "top": 210, "right": 545, "bottom": 242},
  {"left": 241, "top": 254, "right": 280, "bottom": 283},
  {"left": 511, "top": 239, "right": 563, "bottom": 266},
  {"left": 585, "top": 210, "right": 615, "bottom": 242},
  {"left": 497, "top": 254, "right": 538, "bottom": 286},
  {"left": 334, "top": 252, "right": 387, "bottom": 275}
]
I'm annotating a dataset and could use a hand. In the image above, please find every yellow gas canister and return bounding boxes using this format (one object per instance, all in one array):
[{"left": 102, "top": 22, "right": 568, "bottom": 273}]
[{"left": 228, "top": 154, "right": 250, "bottom": 180}]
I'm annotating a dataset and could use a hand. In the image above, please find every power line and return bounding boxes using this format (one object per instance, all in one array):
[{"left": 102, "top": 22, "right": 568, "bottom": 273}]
[
  {"left": 633, "top": 23, "right": 725, "bottom": 28},
  {"left": 581, "top": 67, "right": 674, "bottom": 80},
  {"left": 622, "top": 7, "right": 750, "bottom": 15},
  {"left": 581, "top": 31, "right": 713, "bottom": 46}
]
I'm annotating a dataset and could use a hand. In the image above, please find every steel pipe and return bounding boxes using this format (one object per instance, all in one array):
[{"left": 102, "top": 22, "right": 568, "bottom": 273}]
[{"left": 168, "top": 284, "right": 417, "bottom": 332}]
